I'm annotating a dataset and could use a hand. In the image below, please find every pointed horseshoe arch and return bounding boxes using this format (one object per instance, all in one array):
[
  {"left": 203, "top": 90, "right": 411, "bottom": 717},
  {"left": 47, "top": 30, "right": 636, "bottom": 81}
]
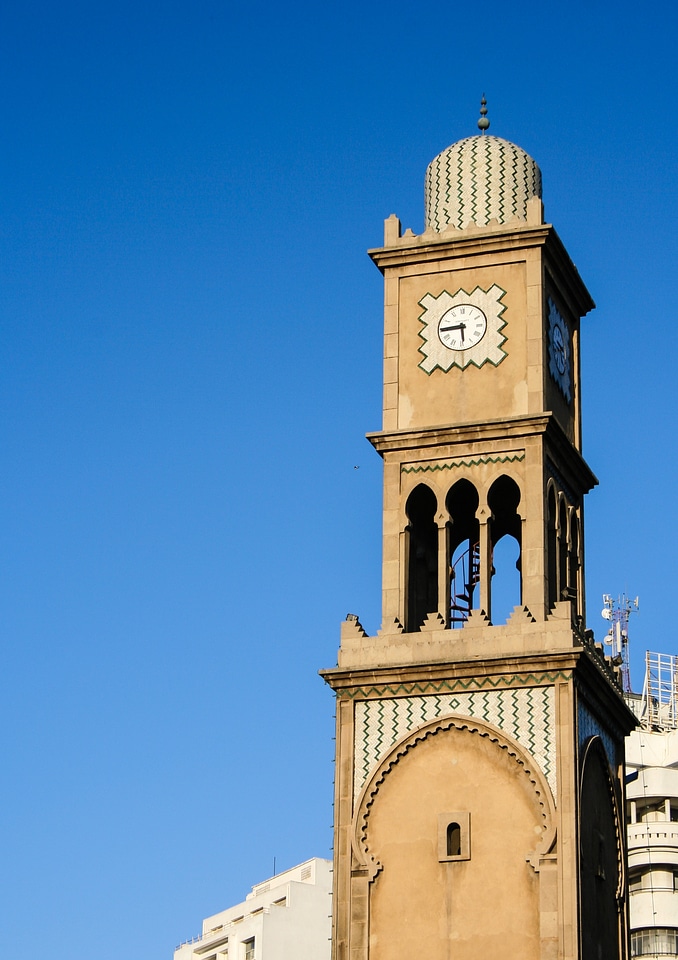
[
  {"left": 579, "top": 735, "right": 626, "bottom": 960},
  {"left": 351, "top": 711, "right": 556, "bottom": 880}
]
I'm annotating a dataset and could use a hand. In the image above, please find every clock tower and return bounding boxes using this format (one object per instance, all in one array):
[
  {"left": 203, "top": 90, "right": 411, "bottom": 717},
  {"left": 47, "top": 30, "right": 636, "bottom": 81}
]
[{"left": 322, "top": 104, "right": 636, "bottom": 960}]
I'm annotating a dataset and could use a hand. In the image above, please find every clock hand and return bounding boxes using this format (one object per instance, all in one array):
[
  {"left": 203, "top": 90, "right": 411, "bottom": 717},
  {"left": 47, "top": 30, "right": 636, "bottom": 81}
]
[{"left": 439, "top": 322, "right": 467, "bottom": 333}]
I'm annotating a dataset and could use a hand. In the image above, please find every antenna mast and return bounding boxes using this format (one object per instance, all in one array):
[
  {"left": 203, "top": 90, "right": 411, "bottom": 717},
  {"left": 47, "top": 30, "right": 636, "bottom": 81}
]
[{"left": 601, "top": 592, "right": 639, "bottom": 693}]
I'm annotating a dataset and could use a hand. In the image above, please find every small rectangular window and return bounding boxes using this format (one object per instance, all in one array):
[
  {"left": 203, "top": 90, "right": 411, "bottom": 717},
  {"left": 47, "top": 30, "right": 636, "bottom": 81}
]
[
  {"left": 438, "top": 811, "right": 470, "bottom": 862},
  {"left": 638, "top": 800, "right": 665, "bottom": 823},
  {"left": 243, "top": 938, "right": 255, "bottom": 960}
]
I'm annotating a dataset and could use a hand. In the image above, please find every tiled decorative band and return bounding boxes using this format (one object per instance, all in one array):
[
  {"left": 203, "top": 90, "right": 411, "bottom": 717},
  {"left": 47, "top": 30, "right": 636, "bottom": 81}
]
[{"left": 354, "top": 685, "right": 556, "bottom": 803}]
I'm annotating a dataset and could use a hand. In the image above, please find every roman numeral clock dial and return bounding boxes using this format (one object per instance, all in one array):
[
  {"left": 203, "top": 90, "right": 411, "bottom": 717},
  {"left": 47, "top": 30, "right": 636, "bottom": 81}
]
[
  {"left": 438, "top": 304, "right": 487, "bottom": 350},
  {"left": 418, "top": 285, "right": 507, "bottom": 372}
]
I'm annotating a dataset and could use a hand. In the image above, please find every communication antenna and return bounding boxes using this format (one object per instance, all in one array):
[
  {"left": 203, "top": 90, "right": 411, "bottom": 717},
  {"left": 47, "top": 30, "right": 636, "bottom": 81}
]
[{"left": 601, "top": 592, "right": 639, "bottom": 692}]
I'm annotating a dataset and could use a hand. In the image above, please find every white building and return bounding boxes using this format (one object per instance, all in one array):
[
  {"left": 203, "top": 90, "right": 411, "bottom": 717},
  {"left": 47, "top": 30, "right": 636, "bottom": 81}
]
[
  {"left": 174, "top": 858, "right": 332, "bottom": 960},
  {"left": 626, "top": 653, "right": 678, "bottom": 959}
]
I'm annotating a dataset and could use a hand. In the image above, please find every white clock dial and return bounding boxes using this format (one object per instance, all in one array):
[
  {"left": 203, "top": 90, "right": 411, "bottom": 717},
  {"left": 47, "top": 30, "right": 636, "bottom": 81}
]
[
  {"left": 438, "top": 304, "right": 487, "bottom": 351},
  {"left": 418, "top": 285, "right": 507, "bottom": 373}
]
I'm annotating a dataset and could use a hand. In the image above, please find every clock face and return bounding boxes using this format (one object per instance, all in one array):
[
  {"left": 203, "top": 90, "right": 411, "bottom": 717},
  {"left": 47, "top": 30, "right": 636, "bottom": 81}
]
[
  {"left": 548, "top": 298, "right": 572, "bottom": 402},
  {"left": 438, "top": 304, "right": 487, "bottom": 351},
  {"left": 552, "top": 323, "right": 566, "bottom": 374},
  {"left": 418, "top": 285, "right": 507, "bottom": 373}
]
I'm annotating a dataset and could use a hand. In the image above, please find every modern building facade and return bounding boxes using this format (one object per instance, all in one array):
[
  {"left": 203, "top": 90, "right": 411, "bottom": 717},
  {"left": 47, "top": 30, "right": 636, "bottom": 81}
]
[
  {"left": 321, "top": 104, "right": 636, "bottom": 960},
  {"left": 626, "top": 652, "right": 678, "bottom": 959},
  {"left": 174, "top": 858, "right": 332, "bottom": 960}
]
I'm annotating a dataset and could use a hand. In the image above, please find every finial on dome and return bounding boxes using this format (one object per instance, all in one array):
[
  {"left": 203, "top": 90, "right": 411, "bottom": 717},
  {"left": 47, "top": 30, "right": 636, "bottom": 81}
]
[{"left": 478, "top": 95, "right": 490, "bottom": 133}]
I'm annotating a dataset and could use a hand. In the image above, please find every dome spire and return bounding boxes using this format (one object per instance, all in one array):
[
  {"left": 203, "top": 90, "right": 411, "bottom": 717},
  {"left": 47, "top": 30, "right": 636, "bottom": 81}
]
[
  {"left": 424, "top": 123, "right": 542, "bottom": 232},
  {"left": 477, "top": 95, "right": 490, "bottom": 133}
]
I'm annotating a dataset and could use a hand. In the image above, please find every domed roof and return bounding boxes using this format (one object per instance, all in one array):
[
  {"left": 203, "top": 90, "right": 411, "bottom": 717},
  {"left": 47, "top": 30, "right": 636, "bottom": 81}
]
[{"left": 424, "top": 134, "right": 542, "bottom": 232}]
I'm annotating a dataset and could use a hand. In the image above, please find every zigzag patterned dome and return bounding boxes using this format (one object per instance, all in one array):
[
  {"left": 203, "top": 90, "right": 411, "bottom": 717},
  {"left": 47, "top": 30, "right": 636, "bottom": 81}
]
[{"left": 424, "top": 135, "right": 542, "bottom": 232}]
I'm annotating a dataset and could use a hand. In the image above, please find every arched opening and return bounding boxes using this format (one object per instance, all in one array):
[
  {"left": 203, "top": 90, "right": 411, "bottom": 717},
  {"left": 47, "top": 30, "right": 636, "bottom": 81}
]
[
  {"left": 488, "top": 476, "right": 522, "bottom": 622},
  {"left": 558, "top": 498, "right": 569, "bottom": 600},
  {"left": 446, "top": 821, "right": 461, "bottom": 857},
  {"left": 490, "top": 535, "right": 521, "bottom": 624},
  {"left": 405, "top": 484, "right": 438, "bottom": 632},
  {"left": 547, "top": 485, "right": 558, "bottom": 610},
  {"left": 580, "top": 739, "right": 622, "bottom": 960},
  {"left": 446, "top": 480, "right": 480, "bottom": 627},
  {"left": 569, "top": 511, "right": 580, "bottom": 608}
]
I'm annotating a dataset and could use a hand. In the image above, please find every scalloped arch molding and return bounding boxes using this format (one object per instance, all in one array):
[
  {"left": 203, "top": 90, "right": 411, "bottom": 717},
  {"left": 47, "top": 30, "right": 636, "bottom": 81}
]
[{"left": 351, "top": 715, "right": 555, "bottom": 960}]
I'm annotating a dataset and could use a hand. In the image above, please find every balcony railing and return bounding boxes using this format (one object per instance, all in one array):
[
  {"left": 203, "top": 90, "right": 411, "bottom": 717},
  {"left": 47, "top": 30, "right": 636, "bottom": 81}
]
[{"left": 628, "top": 823, "right": 678, "bottom": 847}]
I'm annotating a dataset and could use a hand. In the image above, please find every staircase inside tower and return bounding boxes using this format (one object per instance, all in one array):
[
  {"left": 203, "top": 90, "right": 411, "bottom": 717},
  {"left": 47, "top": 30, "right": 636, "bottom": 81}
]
[{"left": 450, "top": 541, "right": 480, "bottom": 626}]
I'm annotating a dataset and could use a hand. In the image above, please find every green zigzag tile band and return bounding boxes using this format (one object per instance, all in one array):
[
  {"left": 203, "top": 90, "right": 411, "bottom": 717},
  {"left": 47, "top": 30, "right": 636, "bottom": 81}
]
[
  {"left": 353, "top": 685, "right": 557, "bottom": 800},
  {"left": 340, "top": 671, "right": 572, "bottom": 700},
  {"left": 402, "top": 453, "right": 524, "bottom": 474}
]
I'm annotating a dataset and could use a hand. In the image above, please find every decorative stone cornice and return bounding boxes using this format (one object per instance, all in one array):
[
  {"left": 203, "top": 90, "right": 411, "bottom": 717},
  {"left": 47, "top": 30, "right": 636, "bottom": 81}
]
[
  {"left": 369, "top": 222, "right": 594, "bottom": 318},
  {"left": 320, "top": 650, "right": 581, "bottom": 696},
  {"left": 367, "top": 412, "right": 598, "bottom": 494}
]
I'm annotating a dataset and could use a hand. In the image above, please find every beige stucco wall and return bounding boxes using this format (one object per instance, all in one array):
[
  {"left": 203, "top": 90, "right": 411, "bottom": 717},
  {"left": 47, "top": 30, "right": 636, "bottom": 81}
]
[
  {"left": 397, "top": 260, "right": 530, "bottom": 429},
  {"left": 365, "top": 723, "right": 543, "bottom": 960}
]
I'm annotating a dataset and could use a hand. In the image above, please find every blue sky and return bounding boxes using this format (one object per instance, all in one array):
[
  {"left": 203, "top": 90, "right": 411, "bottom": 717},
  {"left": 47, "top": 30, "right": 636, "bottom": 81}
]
[{"left": 1, "top": 1, "right": 677, "bottom": 957}]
